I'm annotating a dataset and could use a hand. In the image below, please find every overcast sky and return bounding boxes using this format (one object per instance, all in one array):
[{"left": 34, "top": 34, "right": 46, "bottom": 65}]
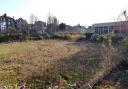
[{"left": 0, "top": 0, "right": 128, "bottom": 26}]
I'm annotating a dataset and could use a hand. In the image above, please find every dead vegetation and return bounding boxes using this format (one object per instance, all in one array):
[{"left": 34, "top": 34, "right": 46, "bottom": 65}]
[
  {"left": 93, "top": 36, "right": 128, "bottom": 89},
  {"left": 93, "top": 61, "right": 128, "bottom": 89},
  {"left": 0, "top": 40, "right": 124, "bottom": 89}
]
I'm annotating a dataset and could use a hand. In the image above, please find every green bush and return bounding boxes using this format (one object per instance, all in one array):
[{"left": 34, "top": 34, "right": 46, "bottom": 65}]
[
  {"left": 90, "top": 34, "right": 98, "bottom": 42},
  {"left": 85, "top": 33, "right": 93, "bottom": 40},
  {"left": 112, "top": 35, "right": 123, "bottom": 43},
  {"left": 94, "top": 35, "right": 123, "bottom": 44},
  {"left": 95, "top": 35, "right": 112, "bottom": 44},
  {"left": 64, "top": 34, "right": 71, "bottom": 40},
  {"left": 121, "top": 36, "right": 128, "bottom": 45},
  {"left": 25, "top": 33, "right": 82, "bottom": 41},
  {"left": 119, "top": 36, "right": 128, "bottom": 64},
  {"left": 25, "top": 35, "right": 43, "bottom": 40},
  {"left": 40, "top": 34, "right": 51, "bottom": 39},
  {"left": 0, "top": 35, "right": 10, "bottom": 42},
  {"left": 42, "top": 34, "right": 71, "bottom": 40}
]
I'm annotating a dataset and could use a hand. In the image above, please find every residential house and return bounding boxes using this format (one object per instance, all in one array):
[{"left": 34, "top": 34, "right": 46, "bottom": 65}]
[
  {"left": 35, "top": 21, "right": 46, "bottom": 34},
  {"left": 56, "top": 24, "right": 86, "bottom": 35},
  {"left": 0, "top": 14, "right": 15, "bottom": 34},
  {"left": 72, "top": 25, "right": 86, "bottom": 34},
  {"left": 28, "top": 21, "right": 47, "bottom": 36},
  {"left": 0, "top": 13, "right": 28, "bottom": 37}
]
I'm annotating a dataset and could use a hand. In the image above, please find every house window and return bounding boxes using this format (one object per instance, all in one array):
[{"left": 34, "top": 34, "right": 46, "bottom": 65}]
[
  {"left": 1, "top": 22, "right": 6, "bottom": 31},
  {"left": 8, "top": 22, "right": 10, "bottom": 25},
  {"left": 8, "top": 19, "right": 10, "bottom": 22},
  {"left": 3, "top": 18, "right": 6, "bottom": 21}
]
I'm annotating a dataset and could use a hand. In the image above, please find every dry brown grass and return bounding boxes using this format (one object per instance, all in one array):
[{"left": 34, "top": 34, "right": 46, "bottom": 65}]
[
  {"left": 0, "top": 40, "right": 123, "bottom": 89},
  {"left": 0, "top": 40, "right": 81, "bottom": 87}
]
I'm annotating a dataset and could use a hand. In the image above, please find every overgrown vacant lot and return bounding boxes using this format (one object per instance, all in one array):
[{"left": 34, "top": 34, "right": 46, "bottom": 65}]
[
  {"left": 0, "top": 40, "right": 123, "bottom": 89},
  {"left": 93, "top": 62, "right": 128, "bottom": 89}
]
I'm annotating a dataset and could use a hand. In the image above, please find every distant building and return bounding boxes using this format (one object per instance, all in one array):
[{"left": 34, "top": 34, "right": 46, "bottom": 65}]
[
  {"left": 90, "top": 21, "right": 128, "bottom": 35},
  {"left": 0, "top": 14, "right": 15, "bottom": 34},
  {"left": 61, "top": 25, "right": 86, "bottom": 34},
  {"left": 15, "top": 18, "right": 28, "bottom": 30},
  {"left": 93, "top": 22, "right": 120, "bottom": 35},
  {"left": 64, "top": 25, "right": 73, "bottom": 34},
  {"left": 120, "top": 21, "right": 128, "bottom": 35},
  {"left": 0, "top": 13, "right": 28, "bottom": 36},
  {"left": 35, "top": 21, "right": 46, "bottom": 34},
  {"left": 87, "top": 26, "right": 94, "bottom": 33},
  {"left": 72, "top": 25, "right": 86, "bottom": 34},
  {"left": 28, "top": 21, "right": 47, "bottom": 35}
]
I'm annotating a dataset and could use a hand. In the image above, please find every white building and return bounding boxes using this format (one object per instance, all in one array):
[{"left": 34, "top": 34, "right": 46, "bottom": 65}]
[{"left": 91, "top": 21, "right": 128, "bottom": 36}]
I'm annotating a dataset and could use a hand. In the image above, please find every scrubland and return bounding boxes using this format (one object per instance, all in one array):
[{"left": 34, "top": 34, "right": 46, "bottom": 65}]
[{"left": 0, "top": 40, "right": 123, "bottom": 89}]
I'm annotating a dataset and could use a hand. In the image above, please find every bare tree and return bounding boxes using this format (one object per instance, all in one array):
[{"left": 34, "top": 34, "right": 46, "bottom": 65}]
[
  {"left": 115, "top": 10, "right": 128, "bottom": 21},
  {"left": 29, "top": 14, "right": 39, "bottom": 36},
  {"left": 47, "top": 13, "right": 59, "bottom": 34},
  {"left": 52, "top": 16, "right": 59, "bottom": 32},
  {"left": 29, "top": 14, "right": 38, "bottom": 24},
  {"left": 20, "top": 20, "right": 28, "bottom": 36},
  {"left": 122, "top": 10, "right": 128, "bottom": 21},
  {"left": 47, "top": 13, "right": 53, "bottom": 24}
]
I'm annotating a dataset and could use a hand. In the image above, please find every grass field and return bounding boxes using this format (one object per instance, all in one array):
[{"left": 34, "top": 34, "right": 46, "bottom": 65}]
[{"left": 0, "top": 40, "right": 123, "bottom": 89}]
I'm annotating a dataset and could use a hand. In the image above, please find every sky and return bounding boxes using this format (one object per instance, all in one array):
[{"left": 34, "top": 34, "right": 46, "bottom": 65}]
[{"left": 0, "top": 0, "right": 128, "bottom": 26}]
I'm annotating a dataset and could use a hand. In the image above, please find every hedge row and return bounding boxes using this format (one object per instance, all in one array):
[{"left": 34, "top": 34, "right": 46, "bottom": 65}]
[
  {"left": 90, "top": 34, "right": 123, "bottom": 44},
  {"left": 0, "top": 35, "right": 10, "bottom": 42}
]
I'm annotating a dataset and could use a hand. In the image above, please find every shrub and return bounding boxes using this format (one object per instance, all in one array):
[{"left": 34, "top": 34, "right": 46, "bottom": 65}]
[
  {"left": 65, "top": 34, "right": 81, "bottom": 40},
  {"left": 25, "top": 35, "right": 42, "bottom": 40},
  {"left": 96, "top": 35, "right": 102, "bottom": 42},
  {"left": 25, "top": 34, "right": 82, "bottom": 41},
  {"left": 47, "top": 34, "right": 74, "bottom": 40},
  {"left": 112, "top": 35, "right": 123, "bottom": 43},
  {"left": 90, "top": 34, "right": 98, "bottom": 42},
  {"left": 95, "top": 35, "right": 111, "bottom": 43},
  {"left": 119, "top": 36, "right": 128, "bottom": 64},
  {"left": 0, "top": 35, "right": 10, "bottom": 42},
  {"left": 42, "top": 34, "right": 68, "bottom": 40},
  {"left": 90, "top": 35, "right": 112, "bottom": 46},
  {"left": 41, "top": 34, "right": 52, "bottom": 39},
  {"left": 85, "top": 33, "right": 93, "bottom": 40},
  {"left": 65, "top": 34, "right": 72, "bottom": 40},
  {"left": 50, "top": 34, "right": 64, "bottom": 39}
]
